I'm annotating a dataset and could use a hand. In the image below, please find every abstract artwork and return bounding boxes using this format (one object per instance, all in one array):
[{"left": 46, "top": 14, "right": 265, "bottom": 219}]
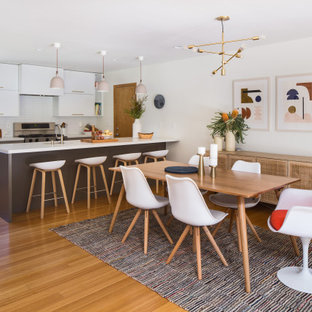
[
  {"left": 276, "top": 74, "right": 312, "bottom": 131},
  {"left": 233, "top": 78, "right": 269, "bottom": 130}
]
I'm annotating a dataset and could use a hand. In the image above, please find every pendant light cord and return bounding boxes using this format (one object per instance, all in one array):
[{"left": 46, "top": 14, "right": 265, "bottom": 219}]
[
  {"left": 56, "top": 48, "right": 59, "bottom": 75},
  {"left": 140, "top": 60, "right": 142, "bottom": 83},
  {"left": 102, "top": 55, "right": 105, "bottom": 79}
]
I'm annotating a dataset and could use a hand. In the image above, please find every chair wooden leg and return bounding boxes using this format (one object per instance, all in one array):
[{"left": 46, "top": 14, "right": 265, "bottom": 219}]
[
  {"left": 144, "top": 156, "right": 148, "bottom": 163},
  {"left": 121, "top": 209, "right": 142, "bottom": 243},
  {"left": 26, "top": 169, "right": 37, "bottom": 213},
  {"left": 144, "top": 210, "right": 149, "bottom": 254},
  {"left": 135, "top": 160, "right": 139, "bottom": 165},
  {"left": 51, "top": 171, "right": 58, "bottom": 207},
  {"left": 109, "top": 184, "right": 125, "bottom": 233},
  {"left": 290, "top": 236, "right": 300, "bottom": 256},
  {"left": 203, "top": 226, "right": 228, "bottom": 266},
  {"left": 40, "top": 171, "right": 46, "bottom": 219},
  {"left": 228, "top": 209, "right": 234, "bottom": 233},
  {"left": 166, "top": 215, "right": 174, "bottom": 226},
  {"left": 86, "top": 166, "right": 91, "bottom": 209},
  {"left": 110, "top": 159, "right": 119, "bottom": 195},
  {"left": 195, "top": 227, "right": 202, "bottom": 280},
  {"left": 212, "top": 218, "right": 225, "bottom": 237},
  {"left": 99, "top": 165, "right": 111, "bottom": 204},
  {"left": 152, "top": 210, "right": 173, "bottom": 244},
  {"left": 166, "top": 225, "right": 191, "bottom": 264},
  {"left": 57, "top": 169, "right": 70, "bottom": 214},
  {"left": 71, "top": 164, "right": 81, "bottom": 204},
  {"left": 193, "top": 227, "right": 196, "bottom": 253},
  {"left": 235, "top": 212, "right": 242, "bottom": 252},
  {"left": 92, "top": 166, "right": 98, "bottom": 199},
  {"left": 246, "top": 214, "right": 261, "bottom": 242}
]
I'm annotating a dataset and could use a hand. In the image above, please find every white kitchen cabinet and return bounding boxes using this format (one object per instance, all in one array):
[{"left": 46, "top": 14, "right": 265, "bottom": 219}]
[
  {"left": 64, "top": 70, "right": 95, "bottom": 95},
  {"left": 0, "top": 64, "right": 18, "bottom": 91},
  {"left": 0, "top": 91, "right": 19, "bottom": 116},
  {"left": 19, "top": 64, "right": 64, "bottom": 96},
  {"left": 54, "top": 93, "right": 95, "bottom": 116}
]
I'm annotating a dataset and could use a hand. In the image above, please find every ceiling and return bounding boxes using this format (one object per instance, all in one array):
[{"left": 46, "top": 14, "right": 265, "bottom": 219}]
[{"left": 1, "top": 0, "right": 312, "bottom": 73}]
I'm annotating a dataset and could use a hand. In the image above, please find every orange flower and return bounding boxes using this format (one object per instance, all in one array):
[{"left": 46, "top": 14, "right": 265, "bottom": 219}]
[
  {"left": 232, "top": 109, "right": 239, "bottom": 118},
  {"left": 222, "top": 113, "right": 229, "bottom": 122}
]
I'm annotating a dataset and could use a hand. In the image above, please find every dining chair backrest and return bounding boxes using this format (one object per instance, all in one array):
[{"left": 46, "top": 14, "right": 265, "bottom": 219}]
[
  {"left": 166, "top": 174, "right": 216, "bottom": 226},
  {"left": 188, "top": 155, "right": 210, "bottom": 167},
  {"left": 120, "top": 166, "right": 160, "bottom": 209},
  {"left": 231, "top": 160, "right": 261, "bottom": 174}
]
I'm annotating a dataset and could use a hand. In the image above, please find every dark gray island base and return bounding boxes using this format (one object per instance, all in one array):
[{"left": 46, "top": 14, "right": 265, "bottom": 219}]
[{"left": 0, "top": 141, "right": 168, "bottom": 222}]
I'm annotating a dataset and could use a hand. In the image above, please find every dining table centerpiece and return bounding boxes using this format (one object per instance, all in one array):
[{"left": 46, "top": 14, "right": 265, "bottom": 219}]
[
  {"left": 126, "top": 95, "right": 147, "bottom": 138},
  {"left": 207, "top": 110, "right": 249, "bottom": 151}
]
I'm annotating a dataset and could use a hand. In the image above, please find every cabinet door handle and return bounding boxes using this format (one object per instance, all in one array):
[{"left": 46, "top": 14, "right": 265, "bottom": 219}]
[
  {"left": 0, "top": 113, "right": 4, "bottom": 115},
  {"left": 72, "top": 90, "right": 84, "bottom": 93},
  {"left": 0, "top": 86, "right": 4, "bottom": 88},
  {"left": 72, "top": 113, "right": 84, "bottom": 116}
]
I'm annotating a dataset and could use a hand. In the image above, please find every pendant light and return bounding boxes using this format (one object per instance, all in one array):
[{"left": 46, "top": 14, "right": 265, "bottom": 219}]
[
  {"left": 136, "top": 56, "right": 147, "bottom": 95},
  {"left": 50, "top": 42, "right": 64, "bottom": 89},
  {"left": 96, "top": 50, "right": 109, "bottom": 92}
]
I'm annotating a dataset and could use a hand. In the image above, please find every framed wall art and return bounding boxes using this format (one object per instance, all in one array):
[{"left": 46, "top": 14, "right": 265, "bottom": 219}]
[
  {"left": 233, "top": 77, "right": 269, "bottom": 130},
  {"left": 276, "top": 73, "right": 312, "bottom": 131}
]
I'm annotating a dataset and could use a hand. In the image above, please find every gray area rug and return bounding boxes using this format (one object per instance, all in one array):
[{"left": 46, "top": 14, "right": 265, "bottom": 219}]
[{"left": 52, "top": 209, "right": 312, "bottom": 312}]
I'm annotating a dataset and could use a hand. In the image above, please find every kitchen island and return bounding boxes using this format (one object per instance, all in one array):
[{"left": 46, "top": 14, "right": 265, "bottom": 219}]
[{"left": 0, "top": 137, "right": 178, "bottom": 222}]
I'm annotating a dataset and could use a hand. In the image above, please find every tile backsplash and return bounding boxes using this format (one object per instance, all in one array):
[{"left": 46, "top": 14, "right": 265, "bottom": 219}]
[{"left": 0, "top": 96, "right": 101, "bottom": 137}]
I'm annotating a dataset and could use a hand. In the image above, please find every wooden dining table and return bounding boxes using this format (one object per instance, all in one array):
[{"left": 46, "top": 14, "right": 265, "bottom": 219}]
[{"left": 108, "top": 160, "right": 300, "bottom": 293}]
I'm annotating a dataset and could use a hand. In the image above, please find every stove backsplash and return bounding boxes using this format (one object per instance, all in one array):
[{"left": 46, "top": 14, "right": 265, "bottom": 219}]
[{"left": 0, "top": 96, "right": 100, "bottom": 138}]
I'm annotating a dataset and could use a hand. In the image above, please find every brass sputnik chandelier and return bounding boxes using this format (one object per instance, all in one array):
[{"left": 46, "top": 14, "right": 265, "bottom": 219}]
[{"left": 187, "top": 16, "right": 264, "bottom": 76}]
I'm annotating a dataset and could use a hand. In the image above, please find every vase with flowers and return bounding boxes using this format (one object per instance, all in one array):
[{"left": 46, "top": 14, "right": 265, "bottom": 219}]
[{"left": 207, "top": 110, "right": 249, "bottom": 151}]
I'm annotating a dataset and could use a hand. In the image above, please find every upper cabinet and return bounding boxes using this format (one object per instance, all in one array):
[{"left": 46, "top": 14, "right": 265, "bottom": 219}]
[
  {"left": 64, "top": 70, "right": 95, "bottom": 95},
  {"left": 19, "top": 64, "right": 64, "bottom": 96},
  {"left": 0, "top": 64, "right": 18, "bottom": 91}
]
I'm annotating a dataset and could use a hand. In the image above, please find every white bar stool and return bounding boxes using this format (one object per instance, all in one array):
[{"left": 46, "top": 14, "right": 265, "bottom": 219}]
[
  {"left": 26, "top": 160, "right": 70, "bottom": 219},
  {"left": 109, "top": 152, "right": 141, "bottom": 195},
  {"left": 143, "top": 149, "right": 168, "bottom": 193},
  {"left": 71, "top": 156, "right": 111, "bottom": 209}
]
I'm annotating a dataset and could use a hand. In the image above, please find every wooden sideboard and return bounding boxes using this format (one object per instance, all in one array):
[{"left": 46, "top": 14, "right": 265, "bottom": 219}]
[{"left": 215, "top": 150, "right": 312, "bottom": 205}]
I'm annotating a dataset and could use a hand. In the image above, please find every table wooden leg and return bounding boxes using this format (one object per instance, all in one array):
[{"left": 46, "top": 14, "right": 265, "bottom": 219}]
[
  {"left": 109, "top": 184, "right": 125, "bottom": 233},
  {"left": 237, "top": 196, "right": 251, "bottom": 293}
]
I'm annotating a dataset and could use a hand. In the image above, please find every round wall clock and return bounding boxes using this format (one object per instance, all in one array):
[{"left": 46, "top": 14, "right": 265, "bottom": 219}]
[{"left": 154, "top": 94, "right": 165, "bottom": 109}]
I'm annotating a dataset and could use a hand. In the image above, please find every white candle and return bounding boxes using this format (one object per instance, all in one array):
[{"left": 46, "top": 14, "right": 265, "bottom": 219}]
[
  {"left": 198, "top": 146, "right": 206, "bottom": 155},
  {"left": 210, "top": 144, "right": 218, "bottom": 167}
]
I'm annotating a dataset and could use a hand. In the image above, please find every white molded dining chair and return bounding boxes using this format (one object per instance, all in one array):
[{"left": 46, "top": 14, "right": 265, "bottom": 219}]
[
  {"left": 166, "top": 174, "right": 228, "bottom": 280},
  {"left": 268, "top": 188, "right": 312, "bottom": 293},
  {"left": 120, "top": 166, "right": 173, "bottom": 254},
  {"left": 209, "top": 160, "right": 262, "bottom": 250}
]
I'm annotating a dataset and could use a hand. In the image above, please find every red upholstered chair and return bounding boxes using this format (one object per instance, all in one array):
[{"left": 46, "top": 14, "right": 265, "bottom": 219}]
[{"left": 268, "top": 188, "right": 312, "bottom": 294}]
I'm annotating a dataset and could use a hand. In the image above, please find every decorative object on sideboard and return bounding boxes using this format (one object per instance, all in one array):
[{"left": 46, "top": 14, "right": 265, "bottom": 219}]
[
  {"left": 207, "top": 110, "right": 249, "bottom": 152},
  {"left": 214, "top": 135, "right": 224, "bottom": 151},
  {"left": 233, "top": 78, "right": 270, "bottom": 130},
  {"left": 276, "top": 73, "right": 312, "bottom": 131},
  {"left": 154, "top": 94, "right": 165, "bottom": 109},
  {"left": 209, "top": 143, "right": 218, "bottom": 178},
  {"left": 180, "top": 16, "right": 264, "bottom": 76},
  {"left": 96, "top": 50, "right": 109, "bottom": 93},
  {"left": 50, "top": 42, "right": 64, "bottom": 89},
  {"left": 136, "top": 56, "right": 147, "bottom": 95},
  {"left": 125, "top": 95, "right": 147, "bottom": 138}
]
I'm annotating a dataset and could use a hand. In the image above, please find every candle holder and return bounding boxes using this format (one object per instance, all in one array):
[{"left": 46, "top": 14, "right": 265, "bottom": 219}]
[
  {"left": 197, "top": 154, "right": 205, "bottom": 178},
  {"left": 210, "top": 166, "right": 216, "bottom": 178}
]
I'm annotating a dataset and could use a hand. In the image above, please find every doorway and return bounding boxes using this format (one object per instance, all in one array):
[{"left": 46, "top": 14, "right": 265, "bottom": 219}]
[{"left": 113, "top": 83, "right": 136, "bottom": 137}]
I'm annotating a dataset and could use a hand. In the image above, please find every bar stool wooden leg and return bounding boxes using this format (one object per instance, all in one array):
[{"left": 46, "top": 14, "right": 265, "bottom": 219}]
[
  {"left": 99, "top": 165, "right": 111, "bottom": 204},
  {"left": 135, "top": 160, "right": 139, "bottom": 165},
  {"left": 87, "top": 166, "right": 91, "bottom": 209},
  {"left": 40, "top": 171, "right": 46, "bottom": 219},
  {"left": 26, "top": 169, "right": 37, "bottom": 213},
  {"left": 92, "top": 166, "right": 98, "bottom": 199},
  {"left": 144, "top": 156, "right": 148, "bottom": 163},
  {"left": 71, "top": 164, "right": 81, "bottom": 204},
  {"left": 51, "top": 171, "right": 58, "bottom": 207},
  {"left": 110, "top": 159, "right": 119, "bottom": 195},
  {"left": 144, "top": 210, "right": 149, "bottom": 254},
  {"left": 57, "top": 169, "right": 70, "bottom": 214}
]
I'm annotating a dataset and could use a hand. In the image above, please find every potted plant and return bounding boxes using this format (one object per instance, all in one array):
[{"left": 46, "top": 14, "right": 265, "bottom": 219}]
[
  {"left": 125, "top": 95, "right": 147, "bottom": 138},
  {"left": 207, "top": 110, "right": 249, "bottom": 151}
]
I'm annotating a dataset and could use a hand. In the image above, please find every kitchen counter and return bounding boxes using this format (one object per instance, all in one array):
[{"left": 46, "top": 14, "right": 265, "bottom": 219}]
[
  {"left": 0, "top": 137, "right": 24, "bottom": 143},
  {"left": 0, "top": 137, "right": 178, "bottom": 154},
  {"left": 0, "top": 137, "right": 178, "bottom": 222}
]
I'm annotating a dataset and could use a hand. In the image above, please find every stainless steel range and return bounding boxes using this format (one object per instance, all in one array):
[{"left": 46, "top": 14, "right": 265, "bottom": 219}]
[{"left": 13, "top": 122, "right": 57, "bottom": 143}]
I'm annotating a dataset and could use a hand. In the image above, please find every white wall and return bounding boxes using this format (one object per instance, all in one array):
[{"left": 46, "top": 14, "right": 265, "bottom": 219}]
[{"left": 101, "top": 36, "right": 312, "bottom": 161}]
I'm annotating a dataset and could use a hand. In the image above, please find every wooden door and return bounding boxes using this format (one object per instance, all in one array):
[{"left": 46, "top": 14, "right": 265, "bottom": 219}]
[{"left": 114, "top": 83, "right": 136, "bottom": 137}]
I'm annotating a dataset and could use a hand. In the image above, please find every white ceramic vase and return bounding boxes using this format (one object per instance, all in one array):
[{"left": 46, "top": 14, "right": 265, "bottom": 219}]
[
  {"left": 132, "top": 119, "right": 142, "bottom": 138},
  {"left": 214, "top": 136, "right": 224, "bottom": 152},
  {"left": 225, "top": 131, "right": 235, "bottom": 151}
]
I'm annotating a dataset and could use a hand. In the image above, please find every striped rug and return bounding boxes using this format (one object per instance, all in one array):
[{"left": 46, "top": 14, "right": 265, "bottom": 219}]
[{"left": 52, "top": 209, "right": 312, "bottom": 312}]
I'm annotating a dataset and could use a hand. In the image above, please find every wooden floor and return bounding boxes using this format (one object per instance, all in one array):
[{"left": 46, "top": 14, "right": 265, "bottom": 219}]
[{"left": 0, "top": 188, "right": 272, "bottom": 312}]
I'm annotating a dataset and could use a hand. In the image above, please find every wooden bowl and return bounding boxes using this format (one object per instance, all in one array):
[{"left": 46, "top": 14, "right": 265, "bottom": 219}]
[{"left": 138, "top": 132, "right": 154, "bottom": 139}]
